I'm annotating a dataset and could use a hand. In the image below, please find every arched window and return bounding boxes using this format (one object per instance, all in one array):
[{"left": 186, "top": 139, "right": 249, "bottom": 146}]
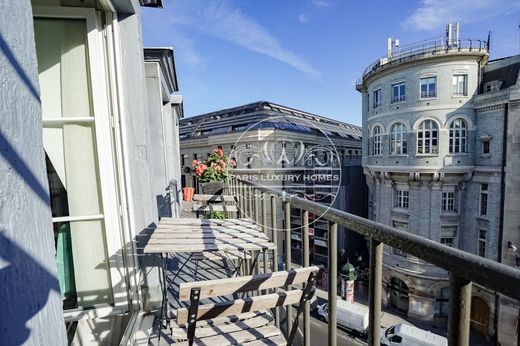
[
  {"left": 390, "top": 122, "right": 407, "bottom": 155},
  {"left": 372, "top": 126, "right": 382, "bottom": 155},
  {"left": 449, "top": 119, "right": 467, "bottom": 154},
  {"left": 417, "top": 120, "right": 439, "bottom": 154}
]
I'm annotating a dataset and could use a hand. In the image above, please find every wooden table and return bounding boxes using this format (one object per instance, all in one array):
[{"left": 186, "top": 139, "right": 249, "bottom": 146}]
[{"left": 143, "top": 217, "right": 276, "bottom": 328}]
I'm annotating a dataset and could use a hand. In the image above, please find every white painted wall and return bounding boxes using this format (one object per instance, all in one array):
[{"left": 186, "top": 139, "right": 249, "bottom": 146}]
[{"left": 0, "top": 2, "right": 67, "bottom": 344}]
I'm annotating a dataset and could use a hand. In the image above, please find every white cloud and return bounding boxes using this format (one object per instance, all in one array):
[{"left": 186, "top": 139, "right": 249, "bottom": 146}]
[
  {"left": 171, "top": 0, "right": 320, "bottom": 79},
  {"left": 172, "top": 32, "right": 204, "bottom": 68},
  {"left": 299, "top": 14, "right": 309, "bottom": 23},
  {"left": 402, "top": 0, "right": 520, "bottom": 31}
]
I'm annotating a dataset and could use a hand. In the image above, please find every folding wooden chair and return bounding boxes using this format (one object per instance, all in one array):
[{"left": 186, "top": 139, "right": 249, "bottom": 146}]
[
  {"left": 191, "top": 194, "right": 239, "bottom": 219},
  {"left": 172, "top": 266, "right": 323, "bottom": 345}
]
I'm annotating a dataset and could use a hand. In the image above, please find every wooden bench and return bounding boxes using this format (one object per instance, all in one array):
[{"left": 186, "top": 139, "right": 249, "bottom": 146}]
[{"left": 173, "top": 266, "right": 323, "bottom": 345}]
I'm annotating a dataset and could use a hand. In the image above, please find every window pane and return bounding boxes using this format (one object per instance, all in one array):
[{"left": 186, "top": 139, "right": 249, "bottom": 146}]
[
  {"left": 34, "top": 19, "right": 93, "bottom": 119},
  {"left": 54, "top": 220, "right": 113, "bottom": 308},
  {"left": 35, "top": 18, "right": 112, "bottom": 310},
  {"left": 44, "top": 124, "right": 103, "bottom": 217}
]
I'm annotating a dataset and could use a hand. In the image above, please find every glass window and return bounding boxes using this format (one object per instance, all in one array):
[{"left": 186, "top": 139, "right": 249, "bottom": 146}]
[
  {"left": 417, "top": 120, "right": 439, "bottom": 154},
  {"left": 480, "top": 184, "right": 488, "bottom": 216},
  {"left": 449, "top": 119, "right": 467, "bottom": 154},
  {"left": 441, "top": 226, "right": 457, "bottom": 248},
  {"left": 392, "top": 82, "right": 406, "bottom": 103},
  {"left": 373, "top": 89, "right": 382, "bottom": 108},
  {"left": 394, "top": 187, "right": 409, "bottom": 209},
  {"left": 372, "top": 126, "right": 382, "bottom": 155},
  {"left": 442, "top": 192, "right": 456, "bottom": 211},
  {"left": 453, "top": 74, "right": 468, "bottom": 96},
  {"left": 390, "top": 122, "right": 407, "bottom": 155},
  {"left": 35, "top": 18, "right": 112, "bottom": 309},
  {"left": 441, "top": 237, "right": 454, "bottom": 247},
  {"left": 435, "top": 287, "right": 450, "bottom": 317},
  {"left": 482, "top": 140, "right": 490, "bottom": 155},
  {"left": 478, "top": 229, "right": 486, "bottom": 257},
  {"left": 420, "top": 76, "right": 437, "bottom": 98}
]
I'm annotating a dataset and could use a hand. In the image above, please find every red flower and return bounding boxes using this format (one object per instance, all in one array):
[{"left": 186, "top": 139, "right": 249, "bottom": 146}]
[
  {"left": 217, "top": 148, "right": 223, "bottom": 157},
  {"left": 192, "top": 159, "right": 199, "bottom": 167}
]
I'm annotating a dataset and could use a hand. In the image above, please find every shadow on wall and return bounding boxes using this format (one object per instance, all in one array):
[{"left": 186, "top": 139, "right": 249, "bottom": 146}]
[
  {"left": 0, "top": 33, "right": 40, "bottom": 102},
  {"left": 0, "top": 77, "right": 60, "bottom": 344},
  {"left": 0, "top": 232, "right": 61, "bottom": 345}
]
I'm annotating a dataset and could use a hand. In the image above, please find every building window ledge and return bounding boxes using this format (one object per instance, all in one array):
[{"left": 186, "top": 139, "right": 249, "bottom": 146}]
[
  {"left": 415, "top": 154, "right": 439, "bottom": 157},
  {"left": 391, "top": 208, "right": 410, "bottom": 218},
  {"left": 446, "top": 153, "right": 470, "bottom": 157}
]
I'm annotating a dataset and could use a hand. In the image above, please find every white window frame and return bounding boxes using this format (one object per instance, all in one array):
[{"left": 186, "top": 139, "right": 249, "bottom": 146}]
[
  {"left": 453, "top": 74, "right": 468, "bottom": 96},
  {"left": 442, "top": 191, "right": 456, "bottom": 211},
  {"left": 34, "top": 6, "right": 128, "bottom": 317},
  {"left": 417, "top": 120, "right": 439, "bottom": 155},
  {"left": 420, "top": 76, "right": 437, "bottom": 98},
  {"left": 373, "top": 88, "right": 382, "bottom": 109},
  {"left": 394, "top": 186, "right": 409, "bottom": 209},
  {"left": 392, "top": 82, "right": 406, "bottom": 103},
  {"left": 372, "top": 126, "right": 382, "bottom": 156},
  {"left": 449, "top": 118, "right": 467, "bottom": 154},
  {"left": 390, "top": 122, "right": 407, "bottom": 155}
]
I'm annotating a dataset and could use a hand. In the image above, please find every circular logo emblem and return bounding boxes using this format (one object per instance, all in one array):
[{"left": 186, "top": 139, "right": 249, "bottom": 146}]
[{"left": 228, "top": 115, "right": 341, "bottom": 230}]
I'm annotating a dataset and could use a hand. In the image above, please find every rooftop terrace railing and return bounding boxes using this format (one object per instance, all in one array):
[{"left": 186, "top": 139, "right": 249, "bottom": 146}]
[
  {"left": 229, "top": 175, "right": 520, "bottom": 346},
  {"left": 356, "top": 38, "right": 489, "bottom": 88}
]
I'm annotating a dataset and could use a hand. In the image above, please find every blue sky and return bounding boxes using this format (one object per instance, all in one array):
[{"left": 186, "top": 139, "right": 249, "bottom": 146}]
[{"left": 142, "top": 0, "right": 520, "bottom": 125}]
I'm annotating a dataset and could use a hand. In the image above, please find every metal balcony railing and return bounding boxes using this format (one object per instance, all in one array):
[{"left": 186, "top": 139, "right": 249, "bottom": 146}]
[
  {"left": 356, "top": 38, "right": 489, "bottom": 89},
  {"left": 229, "top": 175, "right": 520, "bottom": 346}
]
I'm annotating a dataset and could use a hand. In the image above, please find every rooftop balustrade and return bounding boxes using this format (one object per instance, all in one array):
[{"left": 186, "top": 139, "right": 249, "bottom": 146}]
[{"left": 356, "top": 38, "right": 489, "bottom": 89}]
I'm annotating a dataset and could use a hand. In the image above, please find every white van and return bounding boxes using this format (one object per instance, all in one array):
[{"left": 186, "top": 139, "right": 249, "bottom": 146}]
[
  {"left": 380, "top": 323, "right": 447, "bottom": 346},
  {"left": 316, "top": 299, "right": 369, "bottom": 336}
]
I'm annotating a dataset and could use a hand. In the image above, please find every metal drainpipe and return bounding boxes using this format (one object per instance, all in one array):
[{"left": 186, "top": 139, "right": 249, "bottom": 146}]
[{"left": 494, "top": 101, "right": 508, "bottom": 345}]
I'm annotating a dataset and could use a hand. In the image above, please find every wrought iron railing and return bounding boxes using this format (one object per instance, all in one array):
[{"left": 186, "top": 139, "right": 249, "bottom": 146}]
[
  {"left": 356, "top": 38, "right": 489, "bottom": 89},
  {"left": 229, "top": 175, "right": 520, "bottom": 346}
]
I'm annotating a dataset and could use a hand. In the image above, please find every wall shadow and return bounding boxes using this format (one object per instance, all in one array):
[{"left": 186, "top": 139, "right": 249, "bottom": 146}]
[{"left": 0, "top": 232, "right": 60, "bottom": 345}]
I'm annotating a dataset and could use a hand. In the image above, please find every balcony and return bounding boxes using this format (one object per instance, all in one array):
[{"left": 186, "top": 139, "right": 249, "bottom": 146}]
[
  {"left": 146, "top": 176, "right": 520, "bottom": 345},
  {"left": 356, "top": 38, "right": 489, "bottom": 90}
]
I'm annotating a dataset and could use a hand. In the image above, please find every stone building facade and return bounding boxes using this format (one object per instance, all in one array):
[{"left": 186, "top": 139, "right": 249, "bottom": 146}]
[{"left": 357, "top": 28, "right": 519, "bottom": 345}]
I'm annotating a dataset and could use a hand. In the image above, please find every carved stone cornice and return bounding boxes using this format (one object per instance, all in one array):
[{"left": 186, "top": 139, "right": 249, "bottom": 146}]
[{"left": 475, "top": 104, "right": 505, "bottom": 113}]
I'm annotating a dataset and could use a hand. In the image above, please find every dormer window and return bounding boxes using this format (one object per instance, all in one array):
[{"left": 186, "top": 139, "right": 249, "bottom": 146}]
[{"left": 484, "top": 81, "right": 502, "bottom": 93}]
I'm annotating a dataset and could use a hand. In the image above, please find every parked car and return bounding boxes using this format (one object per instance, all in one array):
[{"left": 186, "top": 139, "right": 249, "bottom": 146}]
[
  {"left": 316, "top": 299, "right": 369, "bottom": 336},
  {"left": 380, "top": 323, "right": 447, "bottom": 346}
]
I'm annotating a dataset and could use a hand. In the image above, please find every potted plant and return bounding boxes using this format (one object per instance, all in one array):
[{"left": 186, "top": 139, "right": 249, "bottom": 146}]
[
  {"left": 192, "top": 148, "right": 236, "bottom": 218},
  {"left": 192, "top": 148, "right": 235, "bottom": 195}
]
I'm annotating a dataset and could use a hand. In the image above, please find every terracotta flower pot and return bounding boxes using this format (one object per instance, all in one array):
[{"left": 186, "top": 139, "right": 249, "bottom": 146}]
[{"left": 182, "top": 187, "right": 195, "bottom": 201}]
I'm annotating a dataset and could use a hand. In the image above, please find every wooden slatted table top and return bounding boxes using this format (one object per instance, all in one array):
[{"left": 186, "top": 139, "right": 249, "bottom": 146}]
[{"left": 143, "top": 218, "right": 275, "bottom": 254}]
